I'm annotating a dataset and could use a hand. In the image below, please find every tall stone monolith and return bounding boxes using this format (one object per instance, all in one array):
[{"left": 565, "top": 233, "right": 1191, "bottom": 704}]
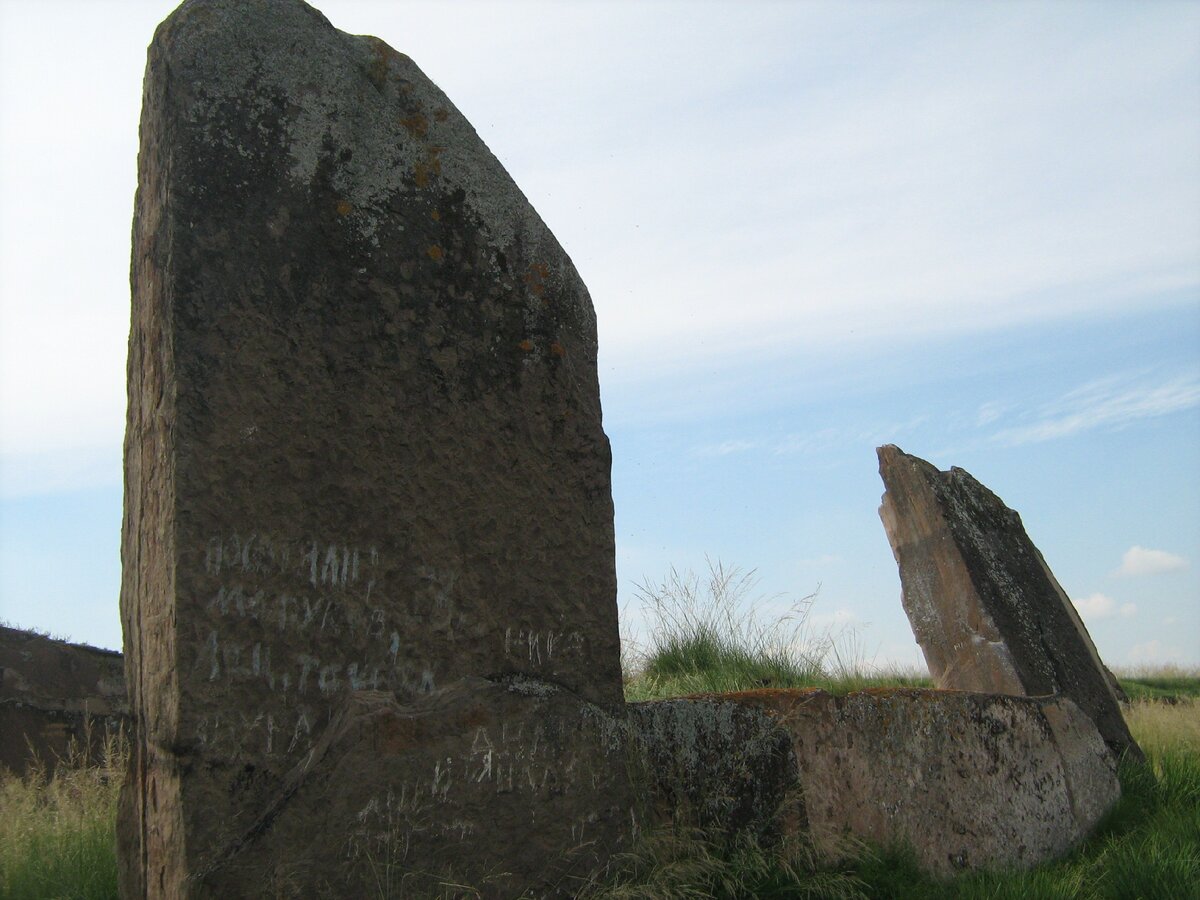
[
  {"left": 876, "top": 445, "right": 1141, "bottom": 762},
  {"left": 120, "top": 1, "right": 630, "bottom": 895}
]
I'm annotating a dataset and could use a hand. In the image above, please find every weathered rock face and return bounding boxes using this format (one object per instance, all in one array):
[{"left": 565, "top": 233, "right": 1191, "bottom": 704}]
[
  {"left": 877, "top": 445, "right": 1141, "bottom": 762},
  {"left": 728, "top": 688, "right": 1120, "bottom": 876},
  {"left": 627, "top": 698, "right": 803, "bottom": 839},
  {"left": 0, "top": 626, "right": 128, "bottom": 774},
  {"left": 120, "top": 0, "right": 627, "bottom": 894},
  {"left": 200, "top": 678, "right": 631, "bottom": 897}
]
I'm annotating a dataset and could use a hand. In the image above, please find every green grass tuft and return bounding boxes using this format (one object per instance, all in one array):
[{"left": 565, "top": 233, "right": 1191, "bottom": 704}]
[
  {"left": 626, "top": 561, "right": 828, "bottom": 699},
  {"left": 624, "top": 560, "right": 931, "bottom": 702},
  {"left": 1118, "top": 678, "right": 1200, "bottom": 703}
]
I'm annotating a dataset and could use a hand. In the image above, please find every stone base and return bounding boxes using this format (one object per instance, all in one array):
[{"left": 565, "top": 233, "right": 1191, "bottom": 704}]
[
  {"left": 728, "top": 688, "right": 1121, "bottom": 875},
  {"left": 124, "top": 677, "right": 632, "bottom": 899}
]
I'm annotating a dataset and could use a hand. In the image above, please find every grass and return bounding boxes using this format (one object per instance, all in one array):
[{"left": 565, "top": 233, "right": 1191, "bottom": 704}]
[
  {"left": 0, "top": 726, "right": 124, "bottom": 900},
  {"left": 622, "top": 562, "right": 827, "bottom": 702},
  {"left": 622, "top": 561, "right": 931, "bottom": 703},
  {"left": 578, "top": 827, "right": 868, "bottom": 899},
  {"left": 1114, "top": 665, "right": 1200, "bottom": 703}
]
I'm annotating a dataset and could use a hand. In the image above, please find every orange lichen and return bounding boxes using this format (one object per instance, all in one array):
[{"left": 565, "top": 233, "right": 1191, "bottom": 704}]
[
  {"left": 365, "top": 39, "right": 392, "bottom": 90},
  {"left": 430, "top": 209, "right": 441, "bottom": 222},
  {"left": 399, "top": 112, "right": 429, "bottom": 138},
  {"left": 549, "top": 342, "right": 566, "bottom": 358},
  {"left": 523, "top": 262, "right": 549, "bottom": 296},
  {"left": 413, "top": 147, "right": 444, "bottom": 188},
  {"left": 426, "top": 245, "right": 444, "bottom": 262},
  {"left": 858, "top": 686, "right": 949, "bottom": 698},
  {"left": 334, "top": 199, "right": 353, "bottom": 217},
  {"left": 676, "top": 688, "right": 829, "bottom": 716},
  {"left": 517, "top": 339, "right": 534, "bottom": 352}
]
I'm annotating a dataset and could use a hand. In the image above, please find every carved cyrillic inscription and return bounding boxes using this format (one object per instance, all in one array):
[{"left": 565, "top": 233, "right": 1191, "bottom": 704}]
[{"left": 192, "top": 533, "right": 434, "bottom": 756}]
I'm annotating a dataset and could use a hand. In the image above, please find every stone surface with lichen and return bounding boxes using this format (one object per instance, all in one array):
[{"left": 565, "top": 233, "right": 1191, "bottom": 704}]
[{"left": 118, "top": 0, "right": 627, "bottom": 895}]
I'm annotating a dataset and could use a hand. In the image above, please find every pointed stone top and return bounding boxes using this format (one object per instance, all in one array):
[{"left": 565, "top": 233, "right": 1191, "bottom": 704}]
[{"left": 877, "top": 443, "right": 940, "bottom": 478}]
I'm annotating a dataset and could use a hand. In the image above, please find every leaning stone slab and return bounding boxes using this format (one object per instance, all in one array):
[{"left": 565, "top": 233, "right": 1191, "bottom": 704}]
[
  {"left": 120, "top": 0, "right": 627, "bottom": 894},
  {"left": 728, "top": 688, "right": 1120, "bottom": 875},
  {"left": 877, "top": 445, "right": 1141, "bottom": 762}
]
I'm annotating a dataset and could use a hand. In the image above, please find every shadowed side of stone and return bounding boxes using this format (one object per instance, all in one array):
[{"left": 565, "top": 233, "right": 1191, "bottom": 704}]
[
  {"left": 627, "top": 698, "right": 803, "bottom": 840},
  {"left": 876, "top": 444, "right": 1141, "bottom": 762},
  {"left": 0, "top": 626, "right": 128, "bottom": 774},
  {"left": 726, "top": 688, "right": 1120, "bottom": 876},
  {"left": 120, "top": 0, "right": 628, "bottom": 895},
  {"left": 199, "top": 678, "right": 630, "bottom": 898}
]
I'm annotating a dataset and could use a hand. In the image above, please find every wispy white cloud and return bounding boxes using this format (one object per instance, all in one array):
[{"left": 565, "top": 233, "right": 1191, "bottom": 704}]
[
  {"left": 691, "top": 439, "right": 760, "bottom": 458},
  {"left": 992, "top": 372, "right": 1200, "bottom": 446},
  {"left": 1115, "top": 545, "right": 1190, "bottom": 577},
  {"left": 1072, "top": 592, "right": 1137, "bottom": 620},
  {"left": 769, "top": 417, "right": 933, "bottom": 459},
  {"left": 810, "top": 608, "right": 861, "bottom": 627},
  {"left": 796, "top": 553, "right": 843, "bottom": 568},
  {"left": 771, "top": 429, "right": 843, "bottom": 457},
  {"left": 976, "top": 402, "right": 1007, "bottom": 427}
]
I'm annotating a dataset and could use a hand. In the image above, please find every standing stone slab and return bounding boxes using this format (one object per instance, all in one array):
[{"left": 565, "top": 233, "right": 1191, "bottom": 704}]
[
  {"left": 120, "top": 0, "right": 627, "bottom": 894},
  {"left": 876, "top": 445, "right": 1141, "bottom": 761}
]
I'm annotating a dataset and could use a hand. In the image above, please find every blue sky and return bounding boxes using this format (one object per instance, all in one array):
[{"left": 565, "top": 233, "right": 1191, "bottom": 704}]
[{"left": 1, "top": 0, "right": 1197, "bottom": 670}]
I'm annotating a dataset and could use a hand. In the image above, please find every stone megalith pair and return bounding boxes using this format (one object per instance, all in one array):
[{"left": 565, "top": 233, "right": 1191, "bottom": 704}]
[{"left": 120, "top": 0, "right": 629, "bottom": 895}]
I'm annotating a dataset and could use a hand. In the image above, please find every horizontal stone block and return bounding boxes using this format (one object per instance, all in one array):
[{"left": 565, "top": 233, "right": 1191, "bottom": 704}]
[{"left": 726, "top": 687, "right": 1121, "bottom": 875}]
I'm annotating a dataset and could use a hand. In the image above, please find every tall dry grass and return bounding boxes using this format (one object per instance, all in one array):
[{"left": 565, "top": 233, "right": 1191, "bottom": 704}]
[
  {"left": 625, "top": 561, "right": 825, "bottom": 694},
  {"left": 1124, "top": 696, "right": 1200, "bottom": 755},
  {"left": 0, "top": 724, "right": 125, "bottom": 900},
  {"left": 622, "top": 560, "right": 932, "bottom": 702}
]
